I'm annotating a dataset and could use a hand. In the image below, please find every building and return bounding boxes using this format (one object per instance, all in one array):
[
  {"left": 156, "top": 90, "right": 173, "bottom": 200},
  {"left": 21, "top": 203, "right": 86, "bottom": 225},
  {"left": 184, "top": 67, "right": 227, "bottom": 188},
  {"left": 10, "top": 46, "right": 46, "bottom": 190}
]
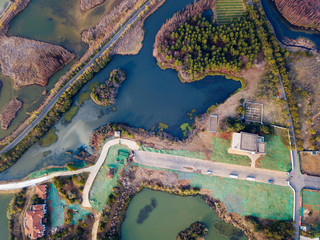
[
  {"left": 25, "top": 205, "right": 46, "bottom": 239},
  {"left": 35, "top": 185, "right": 46, "bottom": 200},
  {"left": 232, "top": 132, "right": 266, "bottom": 155},
  {"left": 209, "top": 114, "right": 218, "bottom": 132}
]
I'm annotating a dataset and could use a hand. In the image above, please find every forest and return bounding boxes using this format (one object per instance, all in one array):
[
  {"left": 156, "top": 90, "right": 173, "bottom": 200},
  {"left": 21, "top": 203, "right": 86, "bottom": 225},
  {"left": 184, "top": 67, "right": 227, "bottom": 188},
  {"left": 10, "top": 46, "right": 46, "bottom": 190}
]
[{"left": 154, "top": 0, "right": 262, "bottom": 81}]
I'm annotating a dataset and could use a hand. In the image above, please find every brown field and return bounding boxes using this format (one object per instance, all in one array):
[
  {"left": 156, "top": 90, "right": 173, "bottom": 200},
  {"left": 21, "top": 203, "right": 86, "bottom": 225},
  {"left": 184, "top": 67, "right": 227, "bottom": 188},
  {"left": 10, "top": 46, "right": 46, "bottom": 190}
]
[
  {"left": 288, "top": 53, "right": 320, "bottom": 150},
  {"left": 300, "top": 152, "right": 320, "bottom": 176}
]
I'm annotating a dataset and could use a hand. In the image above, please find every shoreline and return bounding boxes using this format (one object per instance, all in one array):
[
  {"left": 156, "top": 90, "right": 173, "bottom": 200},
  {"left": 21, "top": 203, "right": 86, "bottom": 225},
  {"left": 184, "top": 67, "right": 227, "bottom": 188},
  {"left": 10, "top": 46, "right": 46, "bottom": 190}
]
[
  {"left": 99, "top": 165, "right": 262, "bottom": 239},
  {"left": 0, "top": 0, "right": 164, "bottom": 171}
]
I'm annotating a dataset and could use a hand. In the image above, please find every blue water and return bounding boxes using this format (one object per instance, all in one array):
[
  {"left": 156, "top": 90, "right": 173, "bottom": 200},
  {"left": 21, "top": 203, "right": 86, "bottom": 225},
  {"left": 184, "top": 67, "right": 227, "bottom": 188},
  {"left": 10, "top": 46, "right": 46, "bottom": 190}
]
[
  {"left": 0, "top": 0, "right": 241, "bottom": 180},
  {"left": 260, "top": 0, "right": 320, "bottom": 50}
]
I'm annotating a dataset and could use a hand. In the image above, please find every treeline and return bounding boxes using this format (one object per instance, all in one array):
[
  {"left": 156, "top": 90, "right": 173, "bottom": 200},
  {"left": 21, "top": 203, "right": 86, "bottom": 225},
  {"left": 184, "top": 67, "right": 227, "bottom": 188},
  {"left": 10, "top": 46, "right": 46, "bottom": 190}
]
[
  {"left": 247, "top": 0, "right": 302, "bottom": 150},
  {"left": 156, "top": 13, "right": 262, "bottom": 81},
  {"left": 154, "top": 0, "right": 264, "bottom": 81},
  {"left": 53, "top": 173, "right": 88, "bottom": 204},
  {"left": 0, "top": 54, "right": 112, "bottom": 172},
  {"left": 247, "top": 216, "right": 295, "bottom": 240}
]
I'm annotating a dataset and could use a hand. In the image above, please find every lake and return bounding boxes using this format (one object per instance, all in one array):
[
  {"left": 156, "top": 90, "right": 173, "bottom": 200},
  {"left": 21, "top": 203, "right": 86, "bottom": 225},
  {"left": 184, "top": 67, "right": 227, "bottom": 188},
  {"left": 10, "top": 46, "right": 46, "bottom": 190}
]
[{"left": 0, "top": 0, "right": 241, "bottom": 180}]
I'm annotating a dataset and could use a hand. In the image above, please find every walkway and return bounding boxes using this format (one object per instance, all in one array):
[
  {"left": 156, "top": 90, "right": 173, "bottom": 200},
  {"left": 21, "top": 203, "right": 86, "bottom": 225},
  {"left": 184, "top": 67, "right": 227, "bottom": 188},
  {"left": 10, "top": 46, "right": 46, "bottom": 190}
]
[
  {"left": 0, "top": 166, "right": 94, "bottom": 191},
  {"left": 0, "top": 0, "right": 152, "bottom": 154},
  {"left": 81, "top": 139, "right": 139, "bottom": 208}
]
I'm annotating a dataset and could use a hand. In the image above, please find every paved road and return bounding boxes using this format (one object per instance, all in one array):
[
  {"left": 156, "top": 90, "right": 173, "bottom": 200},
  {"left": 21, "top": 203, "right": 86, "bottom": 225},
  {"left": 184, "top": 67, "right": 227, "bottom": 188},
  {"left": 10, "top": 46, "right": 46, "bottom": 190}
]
[
  {"left": 0, "top": 0, "right": 151, "bottom": 155},
  {"left": 134, "top": 151, "right": 290, "bottom": 186},
  {"left": 278, "top": 71, "right": 320, "bottom": 239},
  {"left": 0, "top": 166, "right": 94, "bottom": 191}
]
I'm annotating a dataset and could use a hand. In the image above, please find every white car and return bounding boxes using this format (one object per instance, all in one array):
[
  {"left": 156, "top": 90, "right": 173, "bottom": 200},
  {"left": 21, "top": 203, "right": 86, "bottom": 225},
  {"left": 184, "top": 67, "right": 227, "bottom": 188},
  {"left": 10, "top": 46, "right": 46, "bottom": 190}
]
[{"left": 207, "top": 170, "right": 212, "bottom": 174}]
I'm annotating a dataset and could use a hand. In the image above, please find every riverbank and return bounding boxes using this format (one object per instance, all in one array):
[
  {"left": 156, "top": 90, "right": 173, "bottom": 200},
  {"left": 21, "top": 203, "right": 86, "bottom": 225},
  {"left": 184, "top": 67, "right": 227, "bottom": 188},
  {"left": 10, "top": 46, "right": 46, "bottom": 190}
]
[
  {"left": 273, "top": 0, "right": 320, "bottom": 34},
  {"left": 0, "top": 0, "right": 165, "bottom": 168},
  {"left": 97, "top": 164, "right": 293, "bottom": 239}
]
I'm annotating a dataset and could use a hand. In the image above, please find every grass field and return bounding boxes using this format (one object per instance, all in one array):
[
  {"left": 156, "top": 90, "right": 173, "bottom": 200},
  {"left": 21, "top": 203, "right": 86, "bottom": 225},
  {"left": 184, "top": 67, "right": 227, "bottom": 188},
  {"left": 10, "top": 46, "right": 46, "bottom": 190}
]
[
  {"left": 132, "top": 163, "right": 293, "bottom": 220},
  {"left": 89, "top": 144, "right": 130, "bottom": 212},
  {"left": 211, "top": 137, "right": 251, "bottom": 166},
  {"left": 191, "top": 174, "right": 293, "bottom": 220},
  {"left": 300, "top": 152, "right": 320, "bottom": 177},
  {"left": 302, "top": 190, "right": 320, "bottom": 237},
  {"left": 140, "top": 145, "right": 205, "bottom": 160},
  {"left": 215, "top": 0, "right": 245, "bottom": 24},
  {"left": 258, "top": 128, "right": 291, "bottom": 172}
]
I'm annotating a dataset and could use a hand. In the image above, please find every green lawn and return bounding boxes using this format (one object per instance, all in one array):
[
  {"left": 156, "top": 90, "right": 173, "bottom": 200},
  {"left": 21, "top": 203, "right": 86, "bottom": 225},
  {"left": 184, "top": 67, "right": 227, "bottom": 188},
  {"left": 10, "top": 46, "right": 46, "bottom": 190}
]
[
  {"left": 191, "top": 174, "right": 293, "bottom": 220},
  {"left": 140, "top": 145, "right": 205, "bottom": 160},
  {"left": 215, "top": 0, "right": 245, "bottom": 24},
  {"left": 89, "top": 144, "right": 131, "bottom": 212},
  {"left": 258, "top": 128, "right": 291, "bottom": 172},
  {"left": 303, "top": 190, "right": 320, "bottom": 206},
  {"left": 211, "top": 137, "right": 251, "bottom": 166},
  {"left": 39, "top": 127, "right": 58, "bottom": 147}
]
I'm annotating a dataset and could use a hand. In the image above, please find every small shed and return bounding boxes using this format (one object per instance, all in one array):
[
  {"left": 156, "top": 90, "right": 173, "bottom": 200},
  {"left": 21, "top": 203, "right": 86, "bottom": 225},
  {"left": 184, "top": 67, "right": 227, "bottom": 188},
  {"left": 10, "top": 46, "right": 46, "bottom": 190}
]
[{"left": 114, "top": 131, "right": 121, "bottom": 138}]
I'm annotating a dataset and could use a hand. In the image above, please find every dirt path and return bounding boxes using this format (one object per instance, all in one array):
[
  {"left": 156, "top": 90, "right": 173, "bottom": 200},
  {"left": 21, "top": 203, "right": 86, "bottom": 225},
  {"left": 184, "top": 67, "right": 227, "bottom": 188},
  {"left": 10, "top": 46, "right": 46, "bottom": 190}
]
[{"left": 91, "top": 213, "right": 101, "bottom": 240}]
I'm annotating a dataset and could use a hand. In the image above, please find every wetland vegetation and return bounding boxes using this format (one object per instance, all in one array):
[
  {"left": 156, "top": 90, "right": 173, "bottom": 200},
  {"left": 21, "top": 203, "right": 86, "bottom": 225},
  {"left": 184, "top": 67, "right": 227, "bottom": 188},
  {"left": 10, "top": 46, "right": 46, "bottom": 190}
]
[{"left": 91, "top": 69, "right": 126, "bottom": 106}]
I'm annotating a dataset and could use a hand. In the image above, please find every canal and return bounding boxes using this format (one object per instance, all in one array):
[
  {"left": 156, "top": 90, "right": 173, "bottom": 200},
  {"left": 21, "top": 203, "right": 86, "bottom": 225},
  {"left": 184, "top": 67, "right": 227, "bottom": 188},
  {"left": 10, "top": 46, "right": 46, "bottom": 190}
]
[{"left": 0, "top": 193, "right": 14, "bottom": 240}]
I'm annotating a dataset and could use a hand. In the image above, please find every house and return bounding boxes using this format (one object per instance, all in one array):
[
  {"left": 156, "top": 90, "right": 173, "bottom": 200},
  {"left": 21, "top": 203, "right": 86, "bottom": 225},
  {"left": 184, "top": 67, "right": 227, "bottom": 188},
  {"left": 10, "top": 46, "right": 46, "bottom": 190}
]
[
  {"left": 232, "top": 132, "right": 266, "bottom": 155},
  {"left": 35, "top": 185, "right": 46, "bottom": 200},
  {"left": 25, "top": 205, "right": 46, "bottom": 239}
]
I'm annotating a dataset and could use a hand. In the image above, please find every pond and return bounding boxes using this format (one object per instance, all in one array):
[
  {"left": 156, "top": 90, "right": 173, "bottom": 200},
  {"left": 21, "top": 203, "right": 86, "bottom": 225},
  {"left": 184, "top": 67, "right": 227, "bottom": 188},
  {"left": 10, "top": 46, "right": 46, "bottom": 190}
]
[
  {"left": 0, "top": 193, "right": 14, "bottom": 240},
  {"left": 121, "top": 189, "right": 247, "bottom": 240},
  {"left": 0, "top": 0, "right": 241, "bottom": 180}
]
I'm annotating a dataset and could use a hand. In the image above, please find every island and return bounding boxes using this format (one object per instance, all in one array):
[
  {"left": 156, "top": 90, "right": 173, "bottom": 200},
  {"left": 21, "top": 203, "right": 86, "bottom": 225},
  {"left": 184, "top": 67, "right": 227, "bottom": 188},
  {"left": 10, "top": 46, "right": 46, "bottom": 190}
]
[
  {"left": 177, "top": 221, "right": 208, "bottom": 240},
  {"left": 90, "top": 69, "right": 126, "bottom": 106},
  {"left": 0, "top": 98, "right": 22, "bottom": 130},
  {"left": 0, "top": 35, "right": 75, "bottom": 88},
  {"left": 80, "top": 0, "right": 106, "bottom": 11}
]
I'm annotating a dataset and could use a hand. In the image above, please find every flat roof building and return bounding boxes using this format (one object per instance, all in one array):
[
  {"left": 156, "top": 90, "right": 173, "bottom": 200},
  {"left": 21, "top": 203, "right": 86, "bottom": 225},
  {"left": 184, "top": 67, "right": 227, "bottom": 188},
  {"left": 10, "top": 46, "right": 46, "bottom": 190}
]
[{"left": 232, "top": 132, "right": 266, "bottom": 155}]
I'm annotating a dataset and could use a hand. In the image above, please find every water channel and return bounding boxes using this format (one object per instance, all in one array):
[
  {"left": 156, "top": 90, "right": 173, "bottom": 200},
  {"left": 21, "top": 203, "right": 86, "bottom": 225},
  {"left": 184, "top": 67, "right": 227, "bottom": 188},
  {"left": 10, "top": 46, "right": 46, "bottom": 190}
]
[
  {"left": 260, "top": 0, "right": 320, "bottom": 50},
  {"left": 0, "top": 0, "right": 121, "bottom": 138},
  {"left": 0, "top": 193, "right": 14, "bottom": 240},
  {"left": 121, "top": 189, "right": 247, "bottom": 240},
  {"left": 0, "top": 0, "right": 241, "bottom": 180}
]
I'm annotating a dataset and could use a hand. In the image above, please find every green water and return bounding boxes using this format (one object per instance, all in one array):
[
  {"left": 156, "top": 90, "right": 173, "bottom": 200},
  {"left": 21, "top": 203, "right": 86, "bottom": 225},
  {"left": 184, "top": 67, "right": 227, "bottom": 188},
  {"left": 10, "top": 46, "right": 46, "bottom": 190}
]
[
  {"left": 0, "top": 0, "right": 121, "bottom": 138},
  {"left": 0, "top": 0, "right": 9, "bottom": 15},
  {"left": 121, "top": 189, "right": 247, "bottom": 240},
  {"left": 0, "top": 193, "right": 14, "bottom": 240}
]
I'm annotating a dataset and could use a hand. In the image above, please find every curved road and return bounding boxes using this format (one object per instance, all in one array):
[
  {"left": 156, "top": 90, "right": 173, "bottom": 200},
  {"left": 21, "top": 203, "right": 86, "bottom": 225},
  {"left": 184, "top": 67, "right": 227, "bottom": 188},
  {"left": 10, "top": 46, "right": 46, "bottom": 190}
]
[
  {"left": 81, "top": 139, "right": 139, "bottom": 208},
  {"left": 0, "top": 0, "right": 151, "bottom": 155}
]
